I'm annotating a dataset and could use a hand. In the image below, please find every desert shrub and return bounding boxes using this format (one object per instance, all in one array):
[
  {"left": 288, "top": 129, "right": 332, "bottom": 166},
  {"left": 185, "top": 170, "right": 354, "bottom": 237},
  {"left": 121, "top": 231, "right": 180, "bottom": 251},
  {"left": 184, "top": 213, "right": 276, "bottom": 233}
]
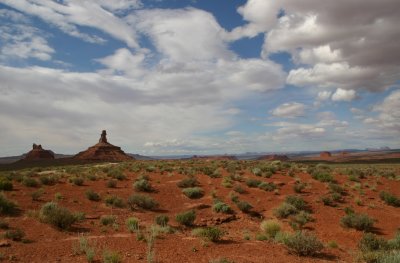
[
  {"left": 283, "top": 231, "right": 324, "bottom": 256},
  {"left": 213, "top": 201, "right": 232, "bottom": 214},
  {"left": 321, "top": 196, "right": 336, "bottom": 207},
  {"left": 258, "top": 182, "right": 277, "bottom": 191},
  {"left": 104, "top": 195, "right": 125, "bottom": 208},
  {"left": 260, "top": 220, "right": 281, "bottom": 239},
  {"left": 182, "top": 187, "right": 204, "bottom": 199},
  {"left": 70, "top": 177, "right": 84, "bottom": 186},
  {"left": 380, "top": 191, "right": 400, "bottom": 207},
  {"left": 103, "top": 250, "right": 122, "bottom": 263},
  {"left": 0, "top": 219, "right": 9, "bottom": 229},
  {"left": 31, "top": 188, "right": 44, "bottom": 201},
  {"left": 0, "top": 179, "right": 13, "bottom": 191},
  {"left": 222, "top": 177, "right": 233, "bottom": 188},
  {"left": 229, "top": 192, "right": 239, "bottom": 203},
  {"left": 100, "top": 215, "right": 116, "bottom": 226},
  {"left": 175, "top": 210, "right": 196, "bottom": 226},
  {"left": 236, "top": 200, "right": 253, "bottom": 213},
  {"left": 290, "top": 211, "right": 313, "bottom": 230},
  {"left": 251, "top": 167, "right": 262, "bottom": 176},
  {"left": 39, "top": 175, "right": 57, "bottom": 186},
  {"left": 126, "top": 217, "right": 139, "bottom": 232},
  {"left": 107, "top": 169, "right": 126, "bottom": 180},
  {"left": 341, "top": 213, "right": 374, "bottom": 231},
  {"left": 155, "top": 215, "right": 169, "bottom": 227},
  {"left": 293, "top": 182, "right": 306, "bottom": 193},
  {"left": 127, "top": 194, "right": 158, "bottom": 210},
  {"left": 209, "top": 258, "right": 234, "bottom": 263},
  {"left": 39, "top": 202, "right": 80, "bottom": 230},
  {"left": 285, "top": 195, "right": 307, "bottom": 211},
  {"left": 331, "top": 192, "right": 342, "bottom": 202},
  {"left": 233, "top": 184, "right": 245, "bottom": 194},
  {"left": 106, "top": 179, "right": 117, "bottom": 188},
  {"left": 274, "top": 203, "right": 298, "bottom": 219},
  {"left": 379, "top": 251, "right": 400, "bottom": 263},
  {"left": 133, "top": 179, "right": 152, "bottom": 192},
  {"left": 85, "top": 189, "right": 101, "bottom": 201},
  {"left": 22, "top": 176, "right": 39, "bottom": 187},
  {"left": 311, "top": 171, "right": 334, "bottom": 182},
  {"left": 177, "top": 177, "right": 198, "bottom": 188},
  {"left": 4, "top": 228, "right": 25, "bottom": 241},
  {"left": 359, "top": 233, "right": 388, "bottom": 252},
  {"left": 0, "top": 193, "right": 17, "bottom": 215},
  {"left": 246, "top": 179, "right": 261, "bottom": 188},
  {"left": 192, "top": 227, "right": 225, "bottom": 242},
  {"left": 328, "top": 183, "right": 346, "bottom": 195}
]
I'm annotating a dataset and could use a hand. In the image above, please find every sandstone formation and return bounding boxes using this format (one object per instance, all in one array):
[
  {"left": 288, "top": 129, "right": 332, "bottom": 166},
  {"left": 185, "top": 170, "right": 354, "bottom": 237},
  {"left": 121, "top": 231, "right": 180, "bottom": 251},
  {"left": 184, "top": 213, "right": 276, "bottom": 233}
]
[
  {"left": 257, "top": 154, "right": 289, "bottom": 161},
  {"left": 24, "top": 144, "right": 55, "bottom": 160},
  {"left": 320, "top": 151, "right": 332, "bottom": 158},
  {"left": 74, "top": 130, "right": 133, "bottom": 161}
]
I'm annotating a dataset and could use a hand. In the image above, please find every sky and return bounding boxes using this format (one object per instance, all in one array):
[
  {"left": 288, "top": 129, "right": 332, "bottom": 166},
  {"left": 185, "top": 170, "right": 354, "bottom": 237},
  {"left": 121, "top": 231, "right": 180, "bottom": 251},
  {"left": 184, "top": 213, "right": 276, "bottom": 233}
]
[{"left": 0, "top": 0, "right": 399, "bottom": 156}]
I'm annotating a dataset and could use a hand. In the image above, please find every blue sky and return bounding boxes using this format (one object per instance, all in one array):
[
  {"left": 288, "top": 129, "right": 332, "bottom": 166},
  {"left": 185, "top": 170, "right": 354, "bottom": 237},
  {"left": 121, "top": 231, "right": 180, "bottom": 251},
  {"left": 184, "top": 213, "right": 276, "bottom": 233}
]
[{"left": 0, "top": 0, "right": 399, "bottom": 156}]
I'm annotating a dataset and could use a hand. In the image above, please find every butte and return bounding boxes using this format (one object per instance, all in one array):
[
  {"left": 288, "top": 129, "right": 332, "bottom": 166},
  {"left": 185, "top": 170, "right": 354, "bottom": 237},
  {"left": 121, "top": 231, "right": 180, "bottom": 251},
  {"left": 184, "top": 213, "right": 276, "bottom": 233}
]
[{"left": 74, "top": 130, "right": 133, "bottom": 161}]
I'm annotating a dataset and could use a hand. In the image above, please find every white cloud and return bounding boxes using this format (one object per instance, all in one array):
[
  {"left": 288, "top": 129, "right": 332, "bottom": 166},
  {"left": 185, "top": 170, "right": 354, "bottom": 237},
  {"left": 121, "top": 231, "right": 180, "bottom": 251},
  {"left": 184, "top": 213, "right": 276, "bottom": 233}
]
[
  {"left": 370, "top": 89, "right": 400, "bottom": 132},
  {"left": 331, "top": 88, "right": 356, "bottom": 102},
  {"left": 270, "top": 102, "right": 306, "bottom": 118},
  {"left": 317, "top": 91, "right": 332, "bottom": 101},
  {"left": 0, "top": 10, "right": 54, "bottom": 61},
  {"left": 233, "top": 0, "right": 400, "bottom": 92}
]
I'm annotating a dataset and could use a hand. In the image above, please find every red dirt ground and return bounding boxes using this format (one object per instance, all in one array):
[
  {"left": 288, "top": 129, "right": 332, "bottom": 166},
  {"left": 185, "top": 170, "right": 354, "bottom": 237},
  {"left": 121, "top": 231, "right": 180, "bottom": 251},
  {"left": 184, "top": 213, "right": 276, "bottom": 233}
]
[{"left": 0, "top": 160, "right": 399, "bottom": 263}]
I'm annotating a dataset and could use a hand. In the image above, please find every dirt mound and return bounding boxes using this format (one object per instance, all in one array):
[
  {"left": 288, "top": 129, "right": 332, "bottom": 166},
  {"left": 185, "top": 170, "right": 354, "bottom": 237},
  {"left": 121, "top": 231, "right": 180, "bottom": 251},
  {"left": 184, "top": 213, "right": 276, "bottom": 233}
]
[
  {"left": 257, "top": 154, "right": 289, "bottom": 161},
  {"left": 24, "top": 144, "right": 54, "bottom": 160},
  {"left": 74, "top": 130, "right": 133, "bottom": 161}
]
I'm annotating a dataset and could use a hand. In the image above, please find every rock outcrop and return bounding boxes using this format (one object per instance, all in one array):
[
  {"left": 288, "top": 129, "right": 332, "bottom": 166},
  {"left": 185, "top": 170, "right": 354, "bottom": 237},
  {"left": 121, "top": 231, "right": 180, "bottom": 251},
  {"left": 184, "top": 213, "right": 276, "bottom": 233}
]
[
  {"left": 24, "top": 144, "right": 55, "bottom": 160},
  {"left": 320, "top": 151, "right": 332, "bottom": 158},
  {"left": 74, "top": 130, "right": 133, "bottom": 161}
]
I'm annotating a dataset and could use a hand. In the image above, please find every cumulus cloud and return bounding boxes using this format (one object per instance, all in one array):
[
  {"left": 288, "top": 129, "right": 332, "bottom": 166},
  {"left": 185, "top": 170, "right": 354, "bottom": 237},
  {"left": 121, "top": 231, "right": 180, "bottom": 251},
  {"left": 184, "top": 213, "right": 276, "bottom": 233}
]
[
  {"left": 369, "top": 89, "right": 400, "bottom": 132},
  {"left": 232, "top": 0, "right": 400, "bottom": 92},
  {"left": 270, "top": 102, "right": 306, "bottom": 118},
  {"left": 317, "top": 91, "right": 332, "bottom": 101},
  {"left": 331, "top": 88, "right": 356, "bottom": 102}
]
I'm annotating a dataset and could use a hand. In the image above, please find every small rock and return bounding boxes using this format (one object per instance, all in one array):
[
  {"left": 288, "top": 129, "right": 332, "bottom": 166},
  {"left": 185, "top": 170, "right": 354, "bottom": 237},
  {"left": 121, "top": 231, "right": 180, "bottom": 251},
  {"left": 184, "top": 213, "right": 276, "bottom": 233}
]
[{"left": 0, "top": 240, "right": 10, "bottom": 247}]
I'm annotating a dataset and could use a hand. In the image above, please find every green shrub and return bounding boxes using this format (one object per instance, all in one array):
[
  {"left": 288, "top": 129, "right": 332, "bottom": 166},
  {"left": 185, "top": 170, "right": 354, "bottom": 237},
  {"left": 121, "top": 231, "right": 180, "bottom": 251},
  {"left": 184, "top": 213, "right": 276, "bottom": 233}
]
[
  {"left": 85, "top": 189, "right": 101, "bottom": 201},
  {"left": 258, "top": 182, "right": 276, "bottom": 191},
  {"left": 175, "top": 210, "right": 196, "bottom": 226},
  {"left": 104, "top": 195, "right": 125, "bottom": 208},
  {"left": 106, "top": 179, "right": 117, "bottom": 188},
  {"left": 31, "top": 188, "right": 44, "bottom": 201},
  {"left": 182, "top": 187, "right": 204, "bottom": 199},
  {"left": 103, "top": 250, "right": 122, "bottom": 263},
  {"left": 213, "top": 201, "right": 232, "bottom": 214},
  {"left": 379, "top": 251, "right": 400, "bottom": 263},
  {"left": 39, "top": 202, "right": 80, "bottom": 230},
  {"left": 0, "top": 219, "right": 9, "bottom": 229},
  {"left": 359, "top": 233, "right": 388, "bottom": 252},
  {"left": 274, "top": 203, "right": 297, "bottom": 219},
  {"left": 321, "top": 196, "right": 336, "bottom": 207},
  {"left": 22, "top": 176, "right": 39, "bottom": 187},
  {"left": 39, "top": 175, "right": 57, "bottom": 186},
  {"left": 221, "top": 177, "right": 233, "bottom": 188},
  {"left": 293, "top": 182, "right": 306, "bottom": 193},
  {"left": 155, "top": 215, "right": 169, "bottom": 227},
  {"left": 126, "top": 217, "right": 139, "bottom": 232},
  {"left": 246, "top": 179, "right": 261, "bottom": 188},
  {"left": 100, "top": 215, "right": 116, "bottom": 226},
  {"left": 233, "top": 185, "right": 245, "bottom": 194},
  {"left": 70, "top": 177, "right": 84, "bottom": 186},
  {"left": 290, "top": 211, "right": 313, "bottom": 230},
  {"left": 236, "top": 201, "right": 253, "bottom": 213},
  {"left": 311, "top": 171, "right": 334, "bottom": 182},
  {"left": 283, "top": 231, "right": 324, "bottom": 256},
  {"left": 285, "top": 196, "right": 307, "bottom": 211},
  {"left": 133, "top": 179, "right": 152, "bottom": 192},
  {"left": 192, "top": 227, "right": 225, "bottom": 242},
  {"left": 0, "top": 193, "right": 17, "bottom": 215},
  {"left": 0, "top": 179, "right": 13, "bottom": 191},
  {"left": 329, "top": 183, "right": 345, "bottom": 195},
  {"left": 341, "top": 213, "right": 374, "bottom": 231},
  {"left": 260, "top": 220, "right": 281, "bottom": 239},
  {"left": 4, "top": 228, "right": 25, "bottom": 241},
  {"left": 380, "top": 191, "right": 400, "bottom": 207},
  {"left": 127, "top": 194, "right": 158, "bottom": 210},
  {"left": 177, "top": 177, "right": 198, "bottom": 188}
]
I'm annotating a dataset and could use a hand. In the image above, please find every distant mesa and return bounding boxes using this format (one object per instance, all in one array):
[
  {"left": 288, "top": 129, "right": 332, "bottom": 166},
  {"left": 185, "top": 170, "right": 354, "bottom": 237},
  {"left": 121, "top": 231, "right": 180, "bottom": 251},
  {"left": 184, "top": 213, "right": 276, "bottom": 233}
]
[
  {"left": 257, "top": 154, "right": 289, "bottom": 161},
  {"left": 191, "top": 155, "right": 237, "bottom": 161},
  {"left": 24, "top": 144, "right": 55, "bottom": 160},
  {"left": 74, "top": 130, "right": 133, "bottom": 161},
  {"left": 320, "top": 151, "right": 332, "bottom": 158}
]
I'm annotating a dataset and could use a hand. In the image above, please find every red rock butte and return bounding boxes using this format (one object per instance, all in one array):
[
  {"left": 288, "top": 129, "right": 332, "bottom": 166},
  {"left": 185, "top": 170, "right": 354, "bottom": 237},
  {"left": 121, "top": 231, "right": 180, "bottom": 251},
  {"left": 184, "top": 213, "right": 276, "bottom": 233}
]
[
  {"left": 320, "top": 151, "right": 332, "bottom": 158},
  {"left": 74, "top": 130, "right": 133, "bottom": 161},
  {"left": 24, "top": 144, "right": 55, "bottom": 160}
]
